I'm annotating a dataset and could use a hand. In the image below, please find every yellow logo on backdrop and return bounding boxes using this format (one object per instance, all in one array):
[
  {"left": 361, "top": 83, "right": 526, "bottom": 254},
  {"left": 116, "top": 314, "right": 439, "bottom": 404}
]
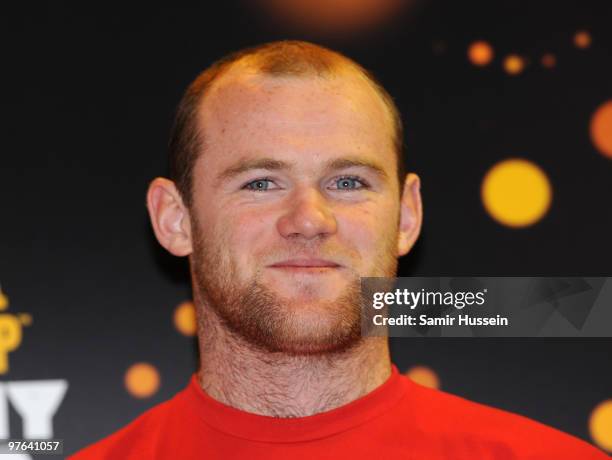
[
  {"left": 0, "top": 285, "right": 32, "bottom": 374},
  {"left": 0, "top": 284, "right": 66, "bottom": 442}
]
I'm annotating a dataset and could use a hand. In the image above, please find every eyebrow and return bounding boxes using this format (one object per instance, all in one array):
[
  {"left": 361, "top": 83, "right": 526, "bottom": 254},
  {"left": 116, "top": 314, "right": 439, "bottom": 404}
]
[
  {"left": 326, "top": 157, "right": 389, "bottom": 180},
  {"left": 217, "top": 156, "right": 390, "bottom": 182},
  {"left": 218, "top": 158, "right": 290, "bottom": 181}
]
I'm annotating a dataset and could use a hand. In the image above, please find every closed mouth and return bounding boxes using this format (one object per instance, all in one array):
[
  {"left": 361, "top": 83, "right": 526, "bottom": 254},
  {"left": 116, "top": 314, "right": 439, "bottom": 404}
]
[{"left": 269, "top": 259, "right": 341, "bottom": 269}]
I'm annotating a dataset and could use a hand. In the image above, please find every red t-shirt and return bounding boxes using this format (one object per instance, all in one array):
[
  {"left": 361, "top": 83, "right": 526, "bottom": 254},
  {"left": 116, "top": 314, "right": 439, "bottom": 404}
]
[{"left": 70, "top": 365, "right": 609, "bottom": 459}]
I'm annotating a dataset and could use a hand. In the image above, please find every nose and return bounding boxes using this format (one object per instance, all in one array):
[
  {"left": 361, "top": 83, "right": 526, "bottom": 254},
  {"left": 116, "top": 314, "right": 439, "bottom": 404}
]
[{"left": 276, "top": 188, "right": 337, "bottom": 240}]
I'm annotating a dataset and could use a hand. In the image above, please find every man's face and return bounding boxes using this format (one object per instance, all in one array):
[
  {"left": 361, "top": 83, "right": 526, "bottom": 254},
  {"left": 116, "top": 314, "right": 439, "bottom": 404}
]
[{"left": 188, "top": 68, "right": 405, "bottom": 355}]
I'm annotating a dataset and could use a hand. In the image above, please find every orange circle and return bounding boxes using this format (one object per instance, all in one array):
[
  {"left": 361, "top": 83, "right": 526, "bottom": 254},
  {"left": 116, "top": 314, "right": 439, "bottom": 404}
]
[
  {"left": 541, "top": 53, "right": 556, "bottom": 69},
  {"left": 468, "top": 41, "right": 494, "bottom": 67},
  {"left": 256, "top": 0, "right": 406, "bottom": 35},
  {"left": 589, "top": 400, "right": 612, "bottom": 452},
  {"left": 406, "top": 365, "right": 440, "bottom": 389},
  {"left": 504, "top": 55, "right": 525, "bottom": 75},
  {"left": 590, "top": 100, "right": 612, "bottom": 159},
  {"left": 574, "top": 30, "right": 592, "bottom": 49},
  {"left": 125, "top": 363, "right": 160, "bottom": 398},
  {"left": 174, "top": 301, "right": 197, "bottom": 336}
]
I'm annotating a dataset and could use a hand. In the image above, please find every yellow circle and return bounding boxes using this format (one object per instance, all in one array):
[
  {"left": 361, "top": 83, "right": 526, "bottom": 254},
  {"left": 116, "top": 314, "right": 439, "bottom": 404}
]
[
  {"left": 590, "top": 100, "right": 612, "bottom": 159},
  {"left": 504, "top": 54, "right": 525, "bottom": 75},
  {"left": 468, "top": 41, "right": 494, "bottom": 67},
  {"left": 574, "top": 30, "right": 592, "bottom": 49},
  {"left": 481, "top": 158, "right": 552, "bottom": 228},
  {"left": 405, "top": 365, "right": 440, "bottom": 389},
  {"left": 174, "top": 301, "right": 197, "bottom": 336},
  {"left": 589, "top": 400, "right": 612, "bottom": 452},
  {"left": 125, "top": 363, "right": 160, "bottom": 398}
]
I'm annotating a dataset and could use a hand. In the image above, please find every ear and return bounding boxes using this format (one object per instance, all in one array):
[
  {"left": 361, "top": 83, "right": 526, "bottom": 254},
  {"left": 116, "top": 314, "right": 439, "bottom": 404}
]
[
  {"left": 146, "top": 177, "right": 193, "bottom": 257},
  {"left": 397, "top": 173, "right": 422, "bottom": 256}
]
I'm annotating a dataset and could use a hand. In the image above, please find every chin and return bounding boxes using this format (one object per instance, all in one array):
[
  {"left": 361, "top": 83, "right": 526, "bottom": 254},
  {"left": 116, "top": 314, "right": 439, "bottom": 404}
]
[
  {"left": 265, "top": 307, "right": 362, "bottom": 355},
  {"left": 270, "top": 330, "right": 363, "bottom": 356}
]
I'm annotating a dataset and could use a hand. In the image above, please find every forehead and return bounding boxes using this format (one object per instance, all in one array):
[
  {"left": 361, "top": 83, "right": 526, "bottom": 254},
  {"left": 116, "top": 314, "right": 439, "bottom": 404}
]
[{"left": 195, "top": 66, "right": 395, "bottom": 169}]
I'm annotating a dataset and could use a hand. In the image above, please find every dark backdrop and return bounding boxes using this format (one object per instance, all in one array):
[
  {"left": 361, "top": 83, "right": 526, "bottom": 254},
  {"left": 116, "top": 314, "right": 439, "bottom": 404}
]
[{"left": 1, "top": 1, "right": 611, "bottom": 456}]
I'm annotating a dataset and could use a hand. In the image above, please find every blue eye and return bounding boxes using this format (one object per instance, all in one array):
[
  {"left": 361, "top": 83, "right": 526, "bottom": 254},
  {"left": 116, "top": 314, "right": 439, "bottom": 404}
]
[
  {"left": 244, "top": 179, "right": 273, "bottom": 191},
  {"left": 333, "top": 176, "right": 366, "bottom": 190}
]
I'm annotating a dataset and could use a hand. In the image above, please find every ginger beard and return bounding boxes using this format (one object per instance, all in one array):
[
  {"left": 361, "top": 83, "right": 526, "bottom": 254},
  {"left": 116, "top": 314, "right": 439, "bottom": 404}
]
[{"left": 189, "top": 213, "right": 399, "bottom": 356}]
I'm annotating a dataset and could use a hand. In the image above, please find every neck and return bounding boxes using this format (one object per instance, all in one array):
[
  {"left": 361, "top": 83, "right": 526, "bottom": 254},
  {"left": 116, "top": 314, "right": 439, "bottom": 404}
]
[{"left": 196, "top": 303, "right": 392, "bottom": 418}]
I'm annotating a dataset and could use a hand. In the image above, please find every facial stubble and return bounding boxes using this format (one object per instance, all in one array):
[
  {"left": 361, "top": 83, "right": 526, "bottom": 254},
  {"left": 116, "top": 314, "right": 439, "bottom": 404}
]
[{"left": 190, "top": 214, "right": 399, "bottom": 356}]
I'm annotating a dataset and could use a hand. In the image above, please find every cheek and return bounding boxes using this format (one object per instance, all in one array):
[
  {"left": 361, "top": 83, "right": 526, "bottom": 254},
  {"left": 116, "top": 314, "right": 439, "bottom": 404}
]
[
  {"left": 222, "top": 209, "right": 272, "bottom": 262},
  {"left": 337, "top": 203, "right": 398, "bottom": 253}
]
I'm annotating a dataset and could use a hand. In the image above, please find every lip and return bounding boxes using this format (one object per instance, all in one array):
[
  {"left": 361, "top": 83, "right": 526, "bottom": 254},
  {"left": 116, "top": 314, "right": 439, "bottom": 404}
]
[{"left": 269, "top": 258, "right": 341, "bottom": 268}]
